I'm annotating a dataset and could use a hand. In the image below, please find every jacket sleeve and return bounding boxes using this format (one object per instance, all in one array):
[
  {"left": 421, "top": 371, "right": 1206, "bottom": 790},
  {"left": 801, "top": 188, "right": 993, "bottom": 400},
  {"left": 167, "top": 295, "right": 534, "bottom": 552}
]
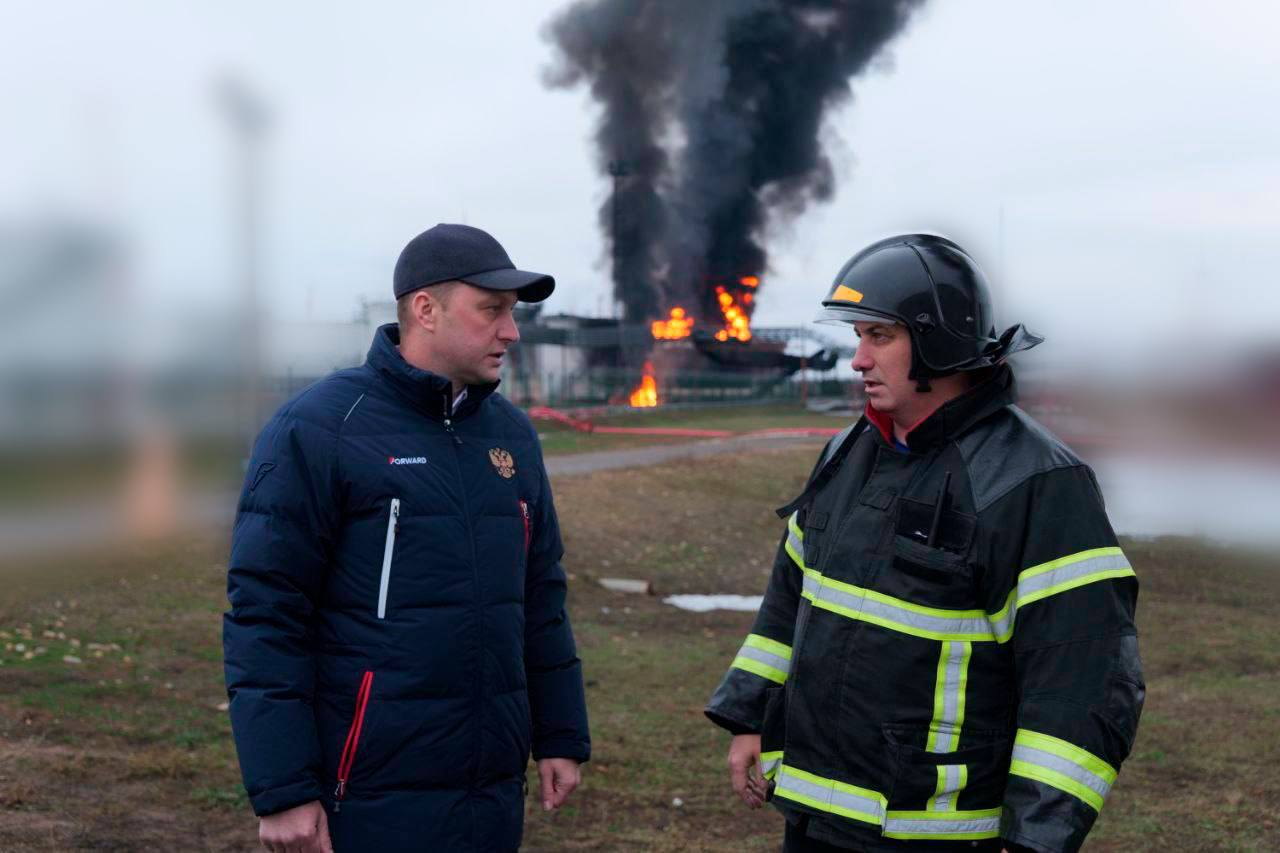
[
  {"left": 223, "top": 408, "right": 340, "bottom": 816},
  {"left": 704, "top": 508, "right": 807, "bottom": 735},
  {"left": 524, "top": 452, "right": 591, "bottom": 763},
  {"left": 977, "top": 465, "right": 1145, "bottom": 853}
]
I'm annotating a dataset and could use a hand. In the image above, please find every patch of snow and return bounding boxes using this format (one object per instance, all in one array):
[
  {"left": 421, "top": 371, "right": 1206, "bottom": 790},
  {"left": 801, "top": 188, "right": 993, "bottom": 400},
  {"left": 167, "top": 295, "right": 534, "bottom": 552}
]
[{"left": 663, "top": 594, "right": 763, "bottom": 613}]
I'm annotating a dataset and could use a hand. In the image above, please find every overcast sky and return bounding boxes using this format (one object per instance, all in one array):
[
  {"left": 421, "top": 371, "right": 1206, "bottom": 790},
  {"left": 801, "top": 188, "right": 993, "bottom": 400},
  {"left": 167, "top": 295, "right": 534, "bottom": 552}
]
[{"left": 2, "top": 0, "right": 1278, "bottom": 372}]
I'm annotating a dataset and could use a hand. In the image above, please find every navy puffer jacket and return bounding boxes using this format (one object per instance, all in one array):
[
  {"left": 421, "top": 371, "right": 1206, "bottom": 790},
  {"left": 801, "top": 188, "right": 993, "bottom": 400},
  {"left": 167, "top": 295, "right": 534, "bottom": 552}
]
[{"left": 223, "top": 324, "right": 590, "bottom": 852}]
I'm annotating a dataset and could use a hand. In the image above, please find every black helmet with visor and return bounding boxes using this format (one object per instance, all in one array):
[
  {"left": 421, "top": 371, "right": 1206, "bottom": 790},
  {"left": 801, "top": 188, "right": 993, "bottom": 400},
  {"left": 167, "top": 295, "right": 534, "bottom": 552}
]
[{"left": 817, "top": 234, "right": 1042, "bottom": 388}]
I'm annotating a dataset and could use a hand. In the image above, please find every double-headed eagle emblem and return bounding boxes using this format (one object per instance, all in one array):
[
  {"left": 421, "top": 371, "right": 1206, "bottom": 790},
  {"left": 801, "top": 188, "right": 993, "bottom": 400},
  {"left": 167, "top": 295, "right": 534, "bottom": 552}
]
[{"left": 488, "top": 448, "right": 515, "bottom": 479}]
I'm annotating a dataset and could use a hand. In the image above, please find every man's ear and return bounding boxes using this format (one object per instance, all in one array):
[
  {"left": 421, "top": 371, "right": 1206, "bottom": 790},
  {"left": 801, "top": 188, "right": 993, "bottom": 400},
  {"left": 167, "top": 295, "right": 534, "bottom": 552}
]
[{"left": 412, "top": 289, "right": 438, "bottom": 333}]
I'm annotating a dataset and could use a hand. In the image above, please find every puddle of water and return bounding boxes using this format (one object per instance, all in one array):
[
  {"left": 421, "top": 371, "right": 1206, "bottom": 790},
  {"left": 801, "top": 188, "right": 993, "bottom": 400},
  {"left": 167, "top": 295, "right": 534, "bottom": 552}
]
[{"left": 663, "top": 594, "right": 764, "bottom": 612}]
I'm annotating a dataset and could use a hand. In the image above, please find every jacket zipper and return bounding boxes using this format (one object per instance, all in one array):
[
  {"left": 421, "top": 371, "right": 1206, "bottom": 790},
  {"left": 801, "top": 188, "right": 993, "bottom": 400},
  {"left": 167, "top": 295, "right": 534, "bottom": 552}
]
[
  {"left": 333, "top": 670, "right": 374, "bottom": 812},
  {"left": 519, "top": 499, "right": 531, "bottom": 553},
  {"left": 441, "top": 396, "right": 483, "bottom": 782},
  {"left": 377, "top": 498, "right": 400, "bottom": 620}
]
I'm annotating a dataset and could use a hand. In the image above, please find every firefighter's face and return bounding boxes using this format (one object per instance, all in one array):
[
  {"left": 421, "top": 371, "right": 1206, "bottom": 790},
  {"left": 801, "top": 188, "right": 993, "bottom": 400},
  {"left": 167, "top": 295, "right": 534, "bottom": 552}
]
[
  {"left": 435, "top": 284, "right": 520, "bottom": 385},
  {"left": 850, "top": 321, "right": 912, "bottom": 413}
]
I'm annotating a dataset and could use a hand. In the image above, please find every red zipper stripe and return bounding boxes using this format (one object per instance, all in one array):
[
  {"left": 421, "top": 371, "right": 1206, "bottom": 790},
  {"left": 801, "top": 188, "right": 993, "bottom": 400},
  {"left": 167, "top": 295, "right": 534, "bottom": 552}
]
[
  {"left": 334, "top": 670, "right": 374, "bottom": 801},
  {"left": 519, "top": 500, "right": 531, "bottom": 552}
]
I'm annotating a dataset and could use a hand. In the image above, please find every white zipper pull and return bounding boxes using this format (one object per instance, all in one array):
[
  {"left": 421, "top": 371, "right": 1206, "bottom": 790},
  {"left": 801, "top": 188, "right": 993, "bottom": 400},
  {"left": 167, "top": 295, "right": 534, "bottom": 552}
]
[{"left": 377, "top": 499, "right": 400, "bottom": 619}]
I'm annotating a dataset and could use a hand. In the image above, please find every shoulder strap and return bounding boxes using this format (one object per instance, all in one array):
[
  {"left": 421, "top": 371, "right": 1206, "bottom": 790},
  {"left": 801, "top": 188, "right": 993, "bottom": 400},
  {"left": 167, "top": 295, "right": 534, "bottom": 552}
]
[{"left": 774, "top": 417, "right": 869, "bottom": 519}]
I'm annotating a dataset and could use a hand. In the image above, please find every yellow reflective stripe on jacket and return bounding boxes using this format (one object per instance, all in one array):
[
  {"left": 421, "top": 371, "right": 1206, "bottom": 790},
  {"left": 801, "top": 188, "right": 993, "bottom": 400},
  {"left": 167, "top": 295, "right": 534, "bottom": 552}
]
[
  {"left": 987, "top": 547, "right": 1134, "bottom": 643},
  {"left": 785, "top": 512, "right": 805, "bottom": 570},
  {"left": 770, "top": 759, "right": 998, "bottom": 840},
  {"left": 882, "top": 808, "right": 1001, "bottom": 840},
  {"left": 773, "top": 764, "right": 886, "bottom": 826},
  {"left": 760, "top": 750, "right": 783, "bottom": 781},
  {"left": 924, "top": 640, "right": 971, "bottom": 811},
  {"left": 1009, "top": 729, "right": 1117, "bottom": 812},
  {"left": 926, "top": 764, "right": 968, "bottom": 813},
  {"left": 801, "top": 570, "right": 997, "bottom": 642},
  {"left": 730, "top": 633, "right": 792, "bottom": 684},
  {"left": 926, "top": 640, "right": 971, "bottom": 754}
]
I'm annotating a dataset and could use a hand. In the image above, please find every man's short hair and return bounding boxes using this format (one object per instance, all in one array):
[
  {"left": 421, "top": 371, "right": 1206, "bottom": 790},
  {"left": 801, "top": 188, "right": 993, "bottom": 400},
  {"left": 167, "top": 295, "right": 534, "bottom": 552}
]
[{"left": 396, "top": 280, "right": 462, "bottom": 329}]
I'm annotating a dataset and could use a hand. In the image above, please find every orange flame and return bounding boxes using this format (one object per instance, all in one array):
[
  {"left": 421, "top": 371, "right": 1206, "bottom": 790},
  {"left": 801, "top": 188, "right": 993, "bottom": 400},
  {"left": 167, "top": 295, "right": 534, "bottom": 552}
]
[
  {"left": 713, "top": 286, "right": 753, "bottom": 342},
  {"left": 738, "top": 275, "right": 759, "bottom": 288},
  {"left": 651, "top": 306, "right": 694, "bottom": 340},
  {"left": 629, "top": 361, "right": 659, "bottom": 407}
]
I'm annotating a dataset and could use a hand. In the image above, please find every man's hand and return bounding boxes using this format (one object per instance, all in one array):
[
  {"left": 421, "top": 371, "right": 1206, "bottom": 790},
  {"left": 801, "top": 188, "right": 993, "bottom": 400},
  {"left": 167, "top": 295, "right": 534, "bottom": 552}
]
[
  {"left": 727, "top": 733, "right": 767, "bottom": 809},
  {"left": 259, "top": 800, "right": 332, "bottom": 853},
  {"left": 537, "top": 757, "right": 581, "bottom": 811}
]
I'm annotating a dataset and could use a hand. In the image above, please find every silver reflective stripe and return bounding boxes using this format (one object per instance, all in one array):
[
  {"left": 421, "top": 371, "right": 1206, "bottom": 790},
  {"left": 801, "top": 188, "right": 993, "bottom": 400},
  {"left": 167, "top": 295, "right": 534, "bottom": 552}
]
[
  {"left": 883, "top": 813, "right": 1001, "bottom": 837},
  {"left": 986, "top": 603, "right": 1015, "bottom": 642},
  {"left": 988, "top": 548, "right": 1133, "bottom": 641},
  {"left": 928, "top": 641, "right": 970, "bottom": 753},
  {"left": 1018, "top": 550, "right": 1131, "bottom": 600},
  {"left": 774, "top": 766, "right": 885, "bottom": 826},
  {"left": 785, "top": 512, "right": 805, "bottom": 569},
  {"left": 1012, "top": 744, "right": 1113, "bottom": 800},
  {"left": 804, "top": 575, "right": 993, "bottom": 639},
  {"left": 735, "top": 644, "right": 790, "bottom": 677},
  {"left": 931, "top": 765, "right": 963, "bottom": 811},
  {"left": 376, "top": 498, "right": 400, "bottom": 620}
]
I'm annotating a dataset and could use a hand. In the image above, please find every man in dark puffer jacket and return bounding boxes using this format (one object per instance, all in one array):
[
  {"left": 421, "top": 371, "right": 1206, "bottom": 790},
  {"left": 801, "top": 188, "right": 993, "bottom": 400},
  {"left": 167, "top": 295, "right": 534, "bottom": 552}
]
[{"left": 224, "top": 224, "right": 590, "bottom": 852}]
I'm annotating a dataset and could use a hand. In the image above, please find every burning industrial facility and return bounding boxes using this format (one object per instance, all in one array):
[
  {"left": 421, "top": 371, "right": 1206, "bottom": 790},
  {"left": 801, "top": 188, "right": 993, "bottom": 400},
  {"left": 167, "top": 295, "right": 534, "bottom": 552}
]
[{"left": 545, "top": 0, "right": 926, "bottom": 406}]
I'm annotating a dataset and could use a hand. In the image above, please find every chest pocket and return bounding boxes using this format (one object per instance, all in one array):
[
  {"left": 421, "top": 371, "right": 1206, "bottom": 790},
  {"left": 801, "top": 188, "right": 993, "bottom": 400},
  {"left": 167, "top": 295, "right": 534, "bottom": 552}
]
[{"left": 890, "top": 499, "right": 977, "bottom": 609}]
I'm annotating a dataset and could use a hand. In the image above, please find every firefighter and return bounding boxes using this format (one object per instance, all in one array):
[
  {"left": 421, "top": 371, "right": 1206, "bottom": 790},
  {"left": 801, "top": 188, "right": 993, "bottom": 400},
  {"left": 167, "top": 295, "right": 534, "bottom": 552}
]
[{"left": 706, "top": 234, "right": 1144, "bottom": 853}]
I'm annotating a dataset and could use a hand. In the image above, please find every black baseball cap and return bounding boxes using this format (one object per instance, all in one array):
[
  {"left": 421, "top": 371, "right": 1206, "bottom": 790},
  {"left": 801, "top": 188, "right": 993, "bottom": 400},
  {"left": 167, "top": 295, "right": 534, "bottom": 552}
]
[{"left": 393, "top": 223, "right": 556, "bottom": 303}]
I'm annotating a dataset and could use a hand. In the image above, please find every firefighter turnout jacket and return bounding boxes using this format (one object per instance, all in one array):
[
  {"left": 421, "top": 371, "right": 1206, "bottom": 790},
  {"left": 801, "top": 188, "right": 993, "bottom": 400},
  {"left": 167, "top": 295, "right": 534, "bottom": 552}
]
[{"left": 707, "top": 366, "right": 1144, "bottom": 853}]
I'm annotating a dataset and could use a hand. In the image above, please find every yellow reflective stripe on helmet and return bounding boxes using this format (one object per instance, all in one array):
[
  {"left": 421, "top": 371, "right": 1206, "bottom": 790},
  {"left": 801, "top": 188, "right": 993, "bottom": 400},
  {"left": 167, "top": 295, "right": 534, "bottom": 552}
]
[
  {"left": 986, "top": 547, "right": 1135, "bottom": 643},
  {"left": 730, "top": 633, "right": 792, "bottom": 684},
  {"left": 801, "top": 571, "right": 996, "bottom": 642},
  {"left": 773, "top": 764, "right": 887, "bottom": 826},
  {"left": 785, "top": 512, "right": 805, "bottom": 570},
  {"left": 882, "top": 808, "right": 1001, "bottom": 840},
  {"left": 1009, "top": 729, "right": 1117, "bottom": 812},
  {"left": 760, "top": 750, "right": 783, "bottom": 781}
]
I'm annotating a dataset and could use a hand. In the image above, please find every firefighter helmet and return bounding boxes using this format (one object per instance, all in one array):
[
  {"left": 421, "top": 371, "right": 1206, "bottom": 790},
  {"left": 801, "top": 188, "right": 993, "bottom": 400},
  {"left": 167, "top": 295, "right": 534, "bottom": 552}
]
[{"left": 816, "top": 233, "right": 1042, "bottom": 381}]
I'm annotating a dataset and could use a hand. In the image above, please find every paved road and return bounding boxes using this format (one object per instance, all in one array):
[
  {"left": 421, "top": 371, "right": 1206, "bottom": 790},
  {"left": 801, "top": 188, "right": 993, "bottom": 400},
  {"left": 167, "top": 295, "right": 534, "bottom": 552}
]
[{"left": 546, "top": 431, "right": 826, "bottom": 477}]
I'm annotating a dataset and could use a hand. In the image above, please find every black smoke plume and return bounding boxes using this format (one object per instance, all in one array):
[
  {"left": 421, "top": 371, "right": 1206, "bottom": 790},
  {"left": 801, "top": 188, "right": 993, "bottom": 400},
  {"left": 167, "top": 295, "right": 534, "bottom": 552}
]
[{"left": 546, "top": 0, "right": 926, "bottom": 326}]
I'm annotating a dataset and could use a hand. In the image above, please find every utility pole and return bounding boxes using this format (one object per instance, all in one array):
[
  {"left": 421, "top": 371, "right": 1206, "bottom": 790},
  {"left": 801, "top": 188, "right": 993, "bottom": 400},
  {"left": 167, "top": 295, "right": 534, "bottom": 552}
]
[{"left": 217, "top": 76, "right": 270, "bottom": 459}]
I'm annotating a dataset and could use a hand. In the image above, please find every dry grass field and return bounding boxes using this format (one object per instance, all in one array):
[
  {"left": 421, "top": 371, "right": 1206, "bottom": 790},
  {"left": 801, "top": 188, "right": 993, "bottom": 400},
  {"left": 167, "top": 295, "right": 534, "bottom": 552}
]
[{"left": 1, "top": 443, "right": 1276, "bottom": 851}]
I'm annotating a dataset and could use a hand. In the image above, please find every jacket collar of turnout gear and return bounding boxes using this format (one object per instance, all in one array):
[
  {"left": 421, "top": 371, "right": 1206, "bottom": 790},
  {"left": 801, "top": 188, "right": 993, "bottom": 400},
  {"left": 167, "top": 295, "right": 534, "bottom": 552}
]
[
  {"left": 365, "top": 323, "right": 498, "bottom": 421},
  {"left": 866, "top": 364, "right": 1016, "bottom": 453}
]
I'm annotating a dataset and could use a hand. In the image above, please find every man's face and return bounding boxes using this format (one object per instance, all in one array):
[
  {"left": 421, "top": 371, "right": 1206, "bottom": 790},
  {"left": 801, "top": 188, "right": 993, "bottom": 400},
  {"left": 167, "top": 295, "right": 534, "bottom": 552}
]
[
  {"left": 849, "top": 320, "right": 913, "bottom": 414},
  {"left": 433, "top": 284, "right": 521, "bottom": 386}
]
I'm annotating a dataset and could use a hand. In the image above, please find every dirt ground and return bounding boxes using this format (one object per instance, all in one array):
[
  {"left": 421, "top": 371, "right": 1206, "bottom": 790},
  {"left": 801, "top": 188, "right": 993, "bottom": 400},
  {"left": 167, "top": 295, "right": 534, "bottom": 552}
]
[{"left": 1, "top": 444, "right": 1277, "bottom": 851}]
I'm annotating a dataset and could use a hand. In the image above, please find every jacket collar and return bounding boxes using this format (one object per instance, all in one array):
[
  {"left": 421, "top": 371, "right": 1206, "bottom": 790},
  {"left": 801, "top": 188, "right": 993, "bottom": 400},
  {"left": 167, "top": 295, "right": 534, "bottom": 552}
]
[
  {"left": 365, "top": 324, "right": 498, "bottom": 420},
  {"left": 866, "top": 365, "right": 1016, "bottom": 453}
]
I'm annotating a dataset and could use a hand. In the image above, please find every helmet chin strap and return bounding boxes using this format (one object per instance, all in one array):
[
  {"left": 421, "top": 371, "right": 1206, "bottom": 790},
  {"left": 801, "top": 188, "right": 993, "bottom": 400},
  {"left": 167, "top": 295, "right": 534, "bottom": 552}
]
[{"left": 908, "top": 337, "right": 934, "bottom": 392}]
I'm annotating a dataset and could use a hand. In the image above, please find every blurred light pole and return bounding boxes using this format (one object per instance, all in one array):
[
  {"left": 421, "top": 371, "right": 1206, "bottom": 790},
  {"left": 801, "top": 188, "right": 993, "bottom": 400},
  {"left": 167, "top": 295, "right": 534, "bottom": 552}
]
[{"left": 216, "top": 76, "right": 270, "bottom": 459}]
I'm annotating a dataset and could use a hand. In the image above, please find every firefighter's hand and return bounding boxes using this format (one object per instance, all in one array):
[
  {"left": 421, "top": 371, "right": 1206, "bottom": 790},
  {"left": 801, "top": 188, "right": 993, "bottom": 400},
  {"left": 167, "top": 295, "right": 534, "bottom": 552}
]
[
  {"left": 259, "top": 800, "right": 333, "bottom": 853},
  {"left": 728, "top": 733, "right": 767, "bottom": 809},
  {"left": 538, "top": 757, "right": 581, "bottom": 811}
]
